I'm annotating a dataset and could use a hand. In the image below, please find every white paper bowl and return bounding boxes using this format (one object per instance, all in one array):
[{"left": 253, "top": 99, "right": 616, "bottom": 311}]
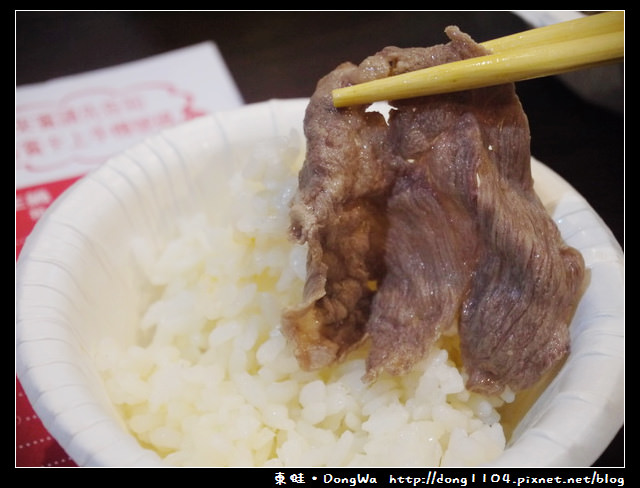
[{"left": 15, "top": 99, "right": 624, "bottom": 467}]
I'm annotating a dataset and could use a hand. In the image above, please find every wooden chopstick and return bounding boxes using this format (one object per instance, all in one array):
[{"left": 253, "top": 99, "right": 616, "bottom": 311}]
[
  {"left": 332, "top": 11, "right": 624, "bottom": 108},
  {"left": 481, "top": 11, "right": 623, "bottom": 53}
]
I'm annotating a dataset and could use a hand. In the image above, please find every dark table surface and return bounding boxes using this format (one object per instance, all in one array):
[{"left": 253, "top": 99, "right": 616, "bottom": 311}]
[{"left": 15, "top": 10, "right": 624, "bottom": 467}]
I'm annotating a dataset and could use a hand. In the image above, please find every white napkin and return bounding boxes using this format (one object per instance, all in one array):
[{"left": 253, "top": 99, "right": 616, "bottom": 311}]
[
  {"left": 16, "top": 41, "right": 243, "bottom": 191},
  {"left": 16, "top": 42, "right": 244, "bottom": 251}
]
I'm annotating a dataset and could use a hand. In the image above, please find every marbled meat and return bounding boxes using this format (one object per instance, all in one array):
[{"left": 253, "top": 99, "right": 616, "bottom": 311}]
[{"left": 281, "top": 26, "right": 586, "bottom": 395}]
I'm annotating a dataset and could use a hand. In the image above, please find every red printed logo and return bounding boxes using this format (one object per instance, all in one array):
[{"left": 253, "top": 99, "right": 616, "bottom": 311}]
[{"left": 15, "top": 82, "right": 206, "bottom": 175}]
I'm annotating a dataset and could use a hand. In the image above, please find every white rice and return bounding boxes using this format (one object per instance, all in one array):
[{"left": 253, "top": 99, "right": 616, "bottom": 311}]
[{"left": 95, "top": 132, "right": 513, "bottom": 467}]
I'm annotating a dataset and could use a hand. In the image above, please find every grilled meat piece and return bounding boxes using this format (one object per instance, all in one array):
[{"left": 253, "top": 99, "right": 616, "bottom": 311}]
[{"left": 282, "top": 26, "right": 586, "bottom": 394}]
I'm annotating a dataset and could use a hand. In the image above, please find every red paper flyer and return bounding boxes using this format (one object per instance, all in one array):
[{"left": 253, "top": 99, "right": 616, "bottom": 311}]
[{"left": 15, "top": 42, "right": 243, "bottom": 467}]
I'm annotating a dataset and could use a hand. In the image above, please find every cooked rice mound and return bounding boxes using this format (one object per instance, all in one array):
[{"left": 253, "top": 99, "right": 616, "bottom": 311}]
[{"left": 95, "top": 132, "right": 513, "bottom": 467}]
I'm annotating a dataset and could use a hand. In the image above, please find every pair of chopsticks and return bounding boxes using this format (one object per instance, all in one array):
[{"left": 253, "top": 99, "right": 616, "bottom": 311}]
[{"left": 332, "top": 11, "right": 624, "bottom": 107}]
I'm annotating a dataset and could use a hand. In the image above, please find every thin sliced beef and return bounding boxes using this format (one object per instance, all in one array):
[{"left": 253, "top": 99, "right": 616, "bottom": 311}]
[
  {"left": 460, "top": 150, "right": 586, "bottom": 393},
  {"left": 282, "top": 26, "right": 586, "bottom": 395}
]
